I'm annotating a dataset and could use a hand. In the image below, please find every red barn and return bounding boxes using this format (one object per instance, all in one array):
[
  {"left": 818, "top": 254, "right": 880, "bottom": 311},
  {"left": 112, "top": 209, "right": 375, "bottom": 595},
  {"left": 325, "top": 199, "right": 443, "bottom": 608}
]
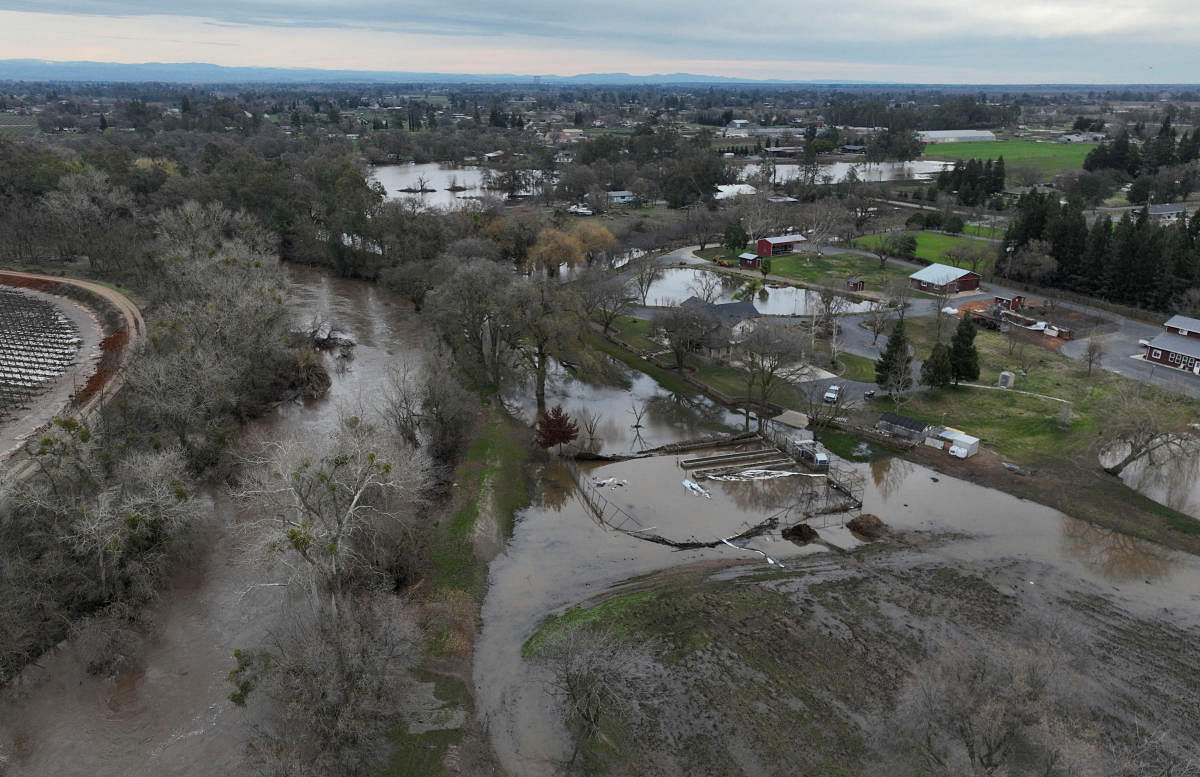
[
  {"left": 1144, "top": 314, "right": 1200, "bottom": 374},
  {"left": 756, "top": 234, "right": 807, "bottom": 257},
  {"left": 908, "top": 263, "right": 981, "bottom": 295}
]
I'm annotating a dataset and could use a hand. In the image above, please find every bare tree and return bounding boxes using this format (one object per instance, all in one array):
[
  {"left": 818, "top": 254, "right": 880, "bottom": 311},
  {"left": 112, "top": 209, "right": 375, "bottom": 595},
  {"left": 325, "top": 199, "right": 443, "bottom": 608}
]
[
  {"left": 687, "top": 270, "right": 722, "bottom": 304},
  {"left": 881, "top": 638, "right": 1093, "bottom": 777},
  {"left": 1083, "top": 337, "right": 1107, "bottom": 376},
  {"left": 864, "top": 298, "right": 894, "bottom": 346},
  {"left": 534, "top": 626, "right": 647, "bottom": 773},
  {"left": 235, "top": 417, "right": 433, "bottom": 616},
  {"left": 738, "top": 321, "right": 811, "bottom": 421},
  {"left": 233, "top": 598, "right": 420, "bottom": 777},
  {"left": 681, "top": 202, "right": 717, "bottom": 250},
  {"left": 652, "top": 305, "right": 714, "bottom": 370},
  {"left": 630, "top": 257, "right": 664, "bottom": 306},
  {"left": 1095, "top": 385, "right": 1199, "bottom": 477},
  {"left": 797, "top": 199, "right": 849, "bottom": 257}
]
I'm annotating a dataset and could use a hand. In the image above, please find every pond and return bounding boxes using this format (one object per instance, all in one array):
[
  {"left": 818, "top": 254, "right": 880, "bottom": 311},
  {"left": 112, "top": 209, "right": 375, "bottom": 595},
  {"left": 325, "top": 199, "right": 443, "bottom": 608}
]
[
  {"left": 370, "top": 162, "right": 543, "bottom": 208},
  {"left": 641, "top": 267, "right": 874, "bottom": 316}
]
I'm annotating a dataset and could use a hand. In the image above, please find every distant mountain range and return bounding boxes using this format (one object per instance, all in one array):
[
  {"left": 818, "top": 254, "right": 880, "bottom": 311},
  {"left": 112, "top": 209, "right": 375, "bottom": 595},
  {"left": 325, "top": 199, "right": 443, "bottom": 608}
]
[{"left": 0, "top": 59, "right": 878, "bottom": 86}]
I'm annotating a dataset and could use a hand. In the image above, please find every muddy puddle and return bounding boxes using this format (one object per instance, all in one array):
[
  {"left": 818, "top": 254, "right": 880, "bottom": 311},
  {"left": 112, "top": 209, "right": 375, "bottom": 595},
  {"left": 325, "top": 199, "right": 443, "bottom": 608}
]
[
  {"left": 643, "top": 267, "right": 873, "bottom": 316},
  {"left": 477, "top": 450, "right": 1200, "bottom": 774},
  {"left": 0, "top": 264, "right": 429, "bottom": 776}
]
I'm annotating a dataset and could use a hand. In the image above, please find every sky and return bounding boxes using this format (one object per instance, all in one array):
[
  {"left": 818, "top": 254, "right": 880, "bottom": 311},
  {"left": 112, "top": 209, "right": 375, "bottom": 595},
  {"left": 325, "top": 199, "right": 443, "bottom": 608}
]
[{"left": 0, "top": 0, "right": 1195, "bottom": 84}]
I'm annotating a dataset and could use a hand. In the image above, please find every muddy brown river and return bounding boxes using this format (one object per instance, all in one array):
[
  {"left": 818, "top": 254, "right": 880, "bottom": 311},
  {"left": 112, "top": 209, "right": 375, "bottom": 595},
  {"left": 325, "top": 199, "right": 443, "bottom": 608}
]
[{"left": 0, "top": 266, "right": 427, "bottom": 776}]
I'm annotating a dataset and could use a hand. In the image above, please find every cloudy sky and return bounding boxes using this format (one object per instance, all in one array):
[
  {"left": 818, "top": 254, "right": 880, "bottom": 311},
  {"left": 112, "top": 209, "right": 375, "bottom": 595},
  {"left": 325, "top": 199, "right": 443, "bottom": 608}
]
[{"left": 0, "top": 1, "right": 1194, "bottom": 83}]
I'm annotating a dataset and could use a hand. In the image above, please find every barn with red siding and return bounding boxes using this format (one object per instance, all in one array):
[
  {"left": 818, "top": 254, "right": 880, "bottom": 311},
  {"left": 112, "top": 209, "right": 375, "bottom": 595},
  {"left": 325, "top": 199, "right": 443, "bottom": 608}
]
[
  {"left": 756, "top": 234, "right": 807, "bottom": 257},
  {"left": 1144, "top": 314, "right": 1200, "bottom": 374},
  {"left": 908, "top": 263, "right": 981, "bottom": 295}
]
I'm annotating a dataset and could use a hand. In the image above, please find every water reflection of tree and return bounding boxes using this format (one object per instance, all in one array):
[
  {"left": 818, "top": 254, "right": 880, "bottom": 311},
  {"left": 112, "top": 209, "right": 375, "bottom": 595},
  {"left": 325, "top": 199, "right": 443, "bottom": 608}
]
[
  {"left": 718, "top": 475, "right": 806, "bottom": 514},
  {"left": 1123, "top": 440, "right": 1200, "bottom": 515},
  {"left": 870, "top": 456, "right": 913, "bottom": 502},
  {"left": 537, "top": 461, "right": 577, "bottom": 513},
  {"left": 1059, "top": 519, "right": 1172, "bottom": 582}
]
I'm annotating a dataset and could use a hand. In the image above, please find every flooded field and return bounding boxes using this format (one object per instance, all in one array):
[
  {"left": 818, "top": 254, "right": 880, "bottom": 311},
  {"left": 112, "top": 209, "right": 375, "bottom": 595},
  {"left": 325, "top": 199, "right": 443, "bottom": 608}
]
[
  {"left": 742, "top": 159, "right": 953, "bottom": 184},
  {"left": 643, "top": 268, "right": 873, "bottom": 316},
  {"left": 508, "top": 357, "right": 748, "bottom": 454},
  {"left": 0, "top": 265, "right": 429, "bottom": 776},
  {"left": 371, "top": 163, "right": 487, "bottom": 209},
  {"left": 476, "top": 448, "right": 1200, "bottom": 774}
]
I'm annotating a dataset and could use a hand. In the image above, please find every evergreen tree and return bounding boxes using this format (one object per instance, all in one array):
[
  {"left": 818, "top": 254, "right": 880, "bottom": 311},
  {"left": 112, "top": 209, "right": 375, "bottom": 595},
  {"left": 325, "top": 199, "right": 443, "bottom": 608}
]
[
  {"left": 949, "top": 316, "right": 980, "bottom": 386},
  {"left": 875, "top": 319, "right": 914, "bottom": 395},
  {"left": 920, "top": 342, "right": 953, "bottom": 388}
]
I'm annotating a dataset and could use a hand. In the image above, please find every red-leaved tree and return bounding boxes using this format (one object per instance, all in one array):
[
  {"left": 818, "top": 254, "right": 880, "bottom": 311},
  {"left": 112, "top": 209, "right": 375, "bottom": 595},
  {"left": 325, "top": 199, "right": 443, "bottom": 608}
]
[{"left": 536, "top": 405, "right": 579, "bottom": 452}]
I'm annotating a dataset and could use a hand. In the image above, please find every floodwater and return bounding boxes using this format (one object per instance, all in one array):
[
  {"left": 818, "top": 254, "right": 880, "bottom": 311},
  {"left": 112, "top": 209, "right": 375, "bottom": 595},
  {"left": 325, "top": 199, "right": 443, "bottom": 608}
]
[
  {"left": 742, "top": 159, "right": 953, "bottom": 184},
  {"left": 371, "top": 163, "right": 487, "bottom": 209},
  {"left": 1117, "top": 447, "right": 1200, "bottom": 519},
  {"left": 0, "top": 264, "right": 428, "bottom": 776},
  {"left": 476, "top": 450, "right": 1200, "bottom": 774},
  {"left": 508, "top": 356, "right": 748, "bottom": 454},
  {"left": 643, "top": 267, "right": 873, "bottom": 316}
]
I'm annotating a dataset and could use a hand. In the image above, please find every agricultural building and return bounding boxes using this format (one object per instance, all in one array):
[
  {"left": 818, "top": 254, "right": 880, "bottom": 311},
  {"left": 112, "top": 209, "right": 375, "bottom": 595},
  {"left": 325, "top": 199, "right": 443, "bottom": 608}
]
[
  {"left": 1143, "top": 314, "right": 1200, "bottom": 375},
  {"left": 908, "top": 263, "right": 981, "bottom": 295},
  {"left": 755, "top": 234, "right": 807, "bottom": 257}
]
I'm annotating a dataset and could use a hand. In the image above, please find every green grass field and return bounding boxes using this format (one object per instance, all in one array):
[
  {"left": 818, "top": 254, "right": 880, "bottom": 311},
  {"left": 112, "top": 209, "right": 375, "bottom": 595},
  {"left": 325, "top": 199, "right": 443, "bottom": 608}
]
[
  {"left": 921, "top": 139, "right": 1093, "bottom": 180},
  {"left": 852, "top": 231, "right": 996, "bottom": 272},
  {"left": 753, "top": 251, "right": 910, "bottom": 292}
]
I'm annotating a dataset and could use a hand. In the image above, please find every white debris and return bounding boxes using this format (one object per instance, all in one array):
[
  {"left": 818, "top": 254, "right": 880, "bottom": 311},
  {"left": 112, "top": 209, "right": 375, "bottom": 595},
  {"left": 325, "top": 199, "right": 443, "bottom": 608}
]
[{"left": 682, "top": 479, "right": 711, "bottom": 498}]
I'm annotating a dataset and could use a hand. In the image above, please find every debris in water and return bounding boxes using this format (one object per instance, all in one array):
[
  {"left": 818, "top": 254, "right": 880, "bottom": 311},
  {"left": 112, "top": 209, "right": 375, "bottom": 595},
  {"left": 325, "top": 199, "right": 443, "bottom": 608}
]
[
  {"left": 847, "top": 513, "right": 888, "bottom": 540},
  {"left": 682, "top": 479, "right": 711, "bottom": 498},
  {"left": 782, "top": 523, "right": 819, "bottom": 544},
  {"left": 706, "top": 468, "right": 811, "bottom": 482},
  {"left": 720, "top": 538, "right": 783, "bottom": 568},
  {"left": 930, "top": 477, "right": 939, "bottom": 482}
]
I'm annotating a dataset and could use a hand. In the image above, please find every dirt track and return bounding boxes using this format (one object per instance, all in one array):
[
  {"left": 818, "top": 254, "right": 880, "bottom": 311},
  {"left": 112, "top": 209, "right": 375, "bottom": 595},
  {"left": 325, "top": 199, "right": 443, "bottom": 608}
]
[{"left": 0, "top": 270, "right": 144, "bottom": 467}]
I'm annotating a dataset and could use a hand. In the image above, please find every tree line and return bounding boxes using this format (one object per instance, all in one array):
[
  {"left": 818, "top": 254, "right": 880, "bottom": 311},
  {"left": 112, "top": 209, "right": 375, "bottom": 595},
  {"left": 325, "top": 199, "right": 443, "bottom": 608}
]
[{"left": 1001, "top": 190, "right": 1200, "bottom": 313}]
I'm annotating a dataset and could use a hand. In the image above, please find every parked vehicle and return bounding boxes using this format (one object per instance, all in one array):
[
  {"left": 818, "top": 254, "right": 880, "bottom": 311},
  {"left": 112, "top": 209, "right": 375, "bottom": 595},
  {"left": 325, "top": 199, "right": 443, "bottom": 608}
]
[
  {"left": 793, "top": 441, "right": 829, "bottom": 471},
  {"left": 863, "top": 389, "right": 876, "bottom": 399},
  {"left": 823, "top": 384, "right": 842, "bottom": 403}
]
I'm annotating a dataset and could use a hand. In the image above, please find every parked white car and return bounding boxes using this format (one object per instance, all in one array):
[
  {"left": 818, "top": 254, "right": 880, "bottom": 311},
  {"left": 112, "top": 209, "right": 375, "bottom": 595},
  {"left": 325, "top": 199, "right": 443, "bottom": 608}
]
[{"left": 822, "top": 385, "right": 841, "bottom": 403}]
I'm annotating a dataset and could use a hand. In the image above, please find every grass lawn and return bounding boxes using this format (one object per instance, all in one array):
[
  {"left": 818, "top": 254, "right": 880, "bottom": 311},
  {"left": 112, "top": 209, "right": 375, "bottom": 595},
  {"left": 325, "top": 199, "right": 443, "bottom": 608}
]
[
  {"left": 766, "top": 251, "right": 908, "bottom": 292},
  {"left": 883, "top": 313, "right": 1146, "bottom": 466},
  {"left": 838, "top": 353, "right": 877, "bottom": 383},
  {"left": 853, "top": 231, "right": 997, "bottom": 272},
  {"left": 607, "top": 315, "right": 661, "bottom": 353},
  {"left": 921, "top": 140, "right": 1094, "bottom": 180}
]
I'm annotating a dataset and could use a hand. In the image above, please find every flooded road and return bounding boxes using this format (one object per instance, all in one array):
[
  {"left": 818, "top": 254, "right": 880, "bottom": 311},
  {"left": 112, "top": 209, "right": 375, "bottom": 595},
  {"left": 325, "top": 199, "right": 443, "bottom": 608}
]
[
  {"left": 476, "top": 450, "right": 1200, "bottom": 775},
  {"left": 0, "top": 265, "right": 428, "bottom": 776}
]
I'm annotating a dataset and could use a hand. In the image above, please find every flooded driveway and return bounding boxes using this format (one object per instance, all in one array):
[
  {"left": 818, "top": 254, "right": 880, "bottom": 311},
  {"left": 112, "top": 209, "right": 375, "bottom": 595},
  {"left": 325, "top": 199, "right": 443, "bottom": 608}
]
[{"left": 0, "top": 265, "right": 429, "bottom": 776}]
